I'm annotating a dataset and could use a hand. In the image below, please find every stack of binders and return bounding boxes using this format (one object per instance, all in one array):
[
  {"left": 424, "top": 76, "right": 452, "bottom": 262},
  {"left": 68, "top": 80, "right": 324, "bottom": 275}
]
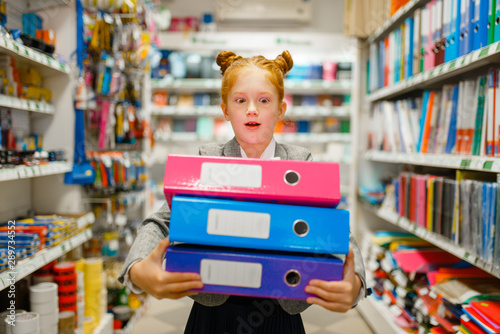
[{"left": 162, "top": 155, "right": 350, "bottom": 300}]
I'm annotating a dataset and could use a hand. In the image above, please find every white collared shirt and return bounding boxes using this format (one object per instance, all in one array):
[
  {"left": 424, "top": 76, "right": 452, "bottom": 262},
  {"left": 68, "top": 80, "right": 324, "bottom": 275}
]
[{"left": 240, "top": 137, "right": 280, "bottom": 159}]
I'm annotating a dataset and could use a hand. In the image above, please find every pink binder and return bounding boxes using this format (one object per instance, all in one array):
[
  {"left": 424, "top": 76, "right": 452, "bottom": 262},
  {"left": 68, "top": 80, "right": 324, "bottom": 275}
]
[
  {"left": 163, "top": 155, "right": 340, "bottom": 207},
  {"left": 423, "top": 2, "right": 436, "bottom": 72}
]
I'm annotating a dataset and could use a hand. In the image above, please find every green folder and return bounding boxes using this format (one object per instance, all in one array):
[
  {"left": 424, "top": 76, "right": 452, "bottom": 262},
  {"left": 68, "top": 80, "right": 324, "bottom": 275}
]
[{"left": 472, "top": 76, "right": 487, "bottom": 155}]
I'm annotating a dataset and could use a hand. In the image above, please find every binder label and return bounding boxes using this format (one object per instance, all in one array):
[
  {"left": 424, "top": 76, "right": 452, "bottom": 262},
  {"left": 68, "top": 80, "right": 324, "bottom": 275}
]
[
  {"left": 200, "top": 162, "right": 262, "bottom": 188},
  {"left": 207, "top": 209, "right": 271, "bottom": 239},
  {"left": 200, "top": 259, "right": 262, "bottom": 288}
]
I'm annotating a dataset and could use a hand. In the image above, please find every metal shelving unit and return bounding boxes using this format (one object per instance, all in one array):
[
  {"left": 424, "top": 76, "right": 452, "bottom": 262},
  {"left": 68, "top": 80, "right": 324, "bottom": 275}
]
[{"left": 0, "top": 213, "right": 95, "bottom": 291}]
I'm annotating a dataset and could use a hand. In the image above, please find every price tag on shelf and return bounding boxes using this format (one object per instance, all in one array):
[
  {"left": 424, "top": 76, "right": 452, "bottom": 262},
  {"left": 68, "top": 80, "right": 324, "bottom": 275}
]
[
  {"left": 5, "top": 39, "right": 14, "bottom": 50},
  {"left": 482, "top": 160, "right": 494, "bottom": 171},
  {"left": 16, "top": 264, "right": 33, "bottom": 280},
  {"left": 32, "top": 166, "right": 41, "bottom": 176},
  {"left": 29, "top": 255, "right": 46, "bottom": 272},
  {"left": 491, "top": 161, "right": 500, "bottom": 172},
  {"left": 45, "top": 245, "right": 64, "bottom": 262}
]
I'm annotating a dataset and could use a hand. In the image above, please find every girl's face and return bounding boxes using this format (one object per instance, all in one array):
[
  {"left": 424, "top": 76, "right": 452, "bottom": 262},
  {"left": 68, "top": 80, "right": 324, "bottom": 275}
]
[{"left": 221, "top": 67, "right": 286, "bottom": 149}]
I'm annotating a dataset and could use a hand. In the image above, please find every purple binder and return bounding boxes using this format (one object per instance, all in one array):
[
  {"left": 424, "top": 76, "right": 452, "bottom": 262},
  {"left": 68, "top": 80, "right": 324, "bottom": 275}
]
[{"left": 165, "top": 244, "right": 344, "bottom": 300}]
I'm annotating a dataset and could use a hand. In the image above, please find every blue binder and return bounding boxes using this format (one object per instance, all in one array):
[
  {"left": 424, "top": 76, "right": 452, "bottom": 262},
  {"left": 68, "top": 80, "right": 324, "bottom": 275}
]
[
  {"left": 472, "top": 0, "right": 490, "bottom": 50},
  {"left": 169, "top": 196, "right": 350, "bottom": 255},
  {"left": 495, "top": 0, "right": 500, "bottom": 40},
  {"left": 459, "top": 0, "right": 474, "bottom": 56},
  {"left": 405, "top": 17, "right": 414, "bottom": 79},
  {"left": 446, "top": 0, "right": 462, "bottom": 62},
  {"left": 165, "top": 244, "right": 344, "bottom": 300},
  {"left": 444, "top": 85, "right": 459, "bottom": 154}
]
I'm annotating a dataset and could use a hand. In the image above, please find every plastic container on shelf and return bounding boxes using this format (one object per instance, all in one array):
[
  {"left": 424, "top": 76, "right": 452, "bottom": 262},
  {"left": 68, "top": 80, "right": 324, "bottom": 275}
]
[{"left": 200, "top": 13, "right": 217, "bottom": 32}]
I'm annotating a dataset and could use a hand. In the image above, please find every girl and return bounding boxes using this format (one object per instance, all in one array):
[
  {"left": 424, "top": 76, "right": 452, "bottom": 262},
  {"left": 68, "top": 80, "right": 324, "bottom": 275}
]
[{"left": 118, "top": 50, "right": 367, "bottom": 333}]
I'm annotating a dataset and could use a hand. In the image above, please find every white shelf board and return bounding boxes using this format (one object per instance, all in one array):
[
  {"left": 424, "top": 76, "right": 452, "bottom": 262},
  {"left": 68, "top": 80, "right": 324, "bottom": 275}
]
[
  {"left": 357, "top": 297, "right": 407, "bottom": 334},
  {"left": 151, "top": 105, "right": 221, "bottom": 117},
  {"left": 151, "top": 105, "right": 350, "bottom": 119},
  {"left": 122, "top": 296, "right": 151, "bottom": 334},
  {"left": 313, "top": 154, "right": 352, "bottom": 164},
  {"left": 371, "top": 206, "right": 500, "bottom": 279},
  {"left": 0, "top": 35, "right": 70, "bottom": 77},
  {"left": 0, "top": 94, "right": 54, "bottom": 114},
  {"left": 0, "top": 162, "right": 72, "bottom": 182},
  {"left": 155, "top": 132, "right": 350, "bottom": 144},
  {"left": 368, "top": 41, "right": 500, "bottom": 102},
  {"left": 365, "top": 150, "right": 500, "bottom": 173},
  {"left": 367, "top": 0, "right": 432, "bottom": 44},
  {"left": 152, "top": 78, "right": 351, "bottom": 95},
  {"left": 0, "top": 227, "right": 93, "bottom": 291},
  {"left": 159, "top": 31, "right": 357, "bottom": 57},
  {"left": 287, "top": 106, "right": 351, "bottom": 118},
  {"left": 94, "top": 313, "right": 114, "bottom": 334},
  {"left": 24, "top": 0, "right": 71, "bottom": 12}
]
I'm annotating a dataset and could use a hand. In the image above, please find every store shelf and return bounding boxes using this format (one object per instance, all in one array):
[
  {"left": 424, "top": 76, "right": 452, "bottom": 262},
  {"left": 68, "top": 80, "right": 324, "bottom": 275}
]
[
  {"left": 24, "top": 0, "right": 72, "bottom": 12},
  {"left": 0, "top": 162, "right": 73, "bottom": 182},
  {"left": 287, "top": 106, "right": 350, "bottom": 118},
  {"left": 357, "top": 296, "right": 407, "bottom": 334},
  {"left": 367, "top": 0, "right": 432, "bottom": 44},
  {"left": 313, "top": 154, "right": 351, "bottom": 164},
  {"left": 152, "top": 78, "right": 351, "bottom": 95},
  {"left": 368, "top": 41, "right": 500, "bottom": 102},
  {"left": 0, "top": 94, "right": 54, "bottom": 114},
  {"left": 159, "top": 31, "right": 358, "bottom": 56},
  {"left": 365, "top": 150, "right": 500, "bottom": 173},
  {"left": 285, "top": 79, "right": 351, "bottom": 95},
  {"left": 0, "top": 226, "right": 94, "bottom": 291},
  {"left": 363, "top": 203, "right": 500, "bottom": 279},
  {"left": 151, "top": 105, "right": 350, "bottom": 119},
  {"left": 122, "top": 297, "right": 151, "bottom": 334},
  {"left": 151, "top": 105, "right": 222, "bottom": 117},
  {"left": 0, "top": 35, "right": 70, "bottom": 77},
  {"left": 275, "top": 133, "right": 350, "bottom": 144},
  {"left": 94, "top": 313, "right": 114, "bottom": 334},
  {"left": 155, "top": 132, "right": 350, "bottom": 144}
]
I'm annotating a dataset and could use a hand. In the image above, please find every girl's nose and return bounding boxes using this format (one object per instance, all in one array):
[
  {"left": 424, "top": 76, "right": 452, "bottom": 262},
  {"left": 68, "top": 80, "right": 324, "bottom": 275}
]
[{"left": 246, "top": 101, "right": 258, "bottom": 116}]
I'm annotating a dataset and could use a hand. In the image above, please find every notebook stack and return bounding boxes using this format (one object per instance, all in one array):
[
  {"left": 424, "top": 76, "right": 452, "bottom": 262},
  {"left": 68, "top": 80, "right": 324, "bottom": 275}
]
[{"left": 163, "top": 155, "right": 350, "bottom": 300}]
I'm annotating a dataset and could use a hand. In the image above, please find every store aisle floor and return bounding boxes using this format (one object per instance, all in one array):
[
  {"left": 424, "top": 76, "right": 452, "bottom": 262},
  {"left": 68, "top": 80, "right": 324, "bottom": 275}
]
[{"left": 131, "top": 296, "right": 374, "bottom": 333}]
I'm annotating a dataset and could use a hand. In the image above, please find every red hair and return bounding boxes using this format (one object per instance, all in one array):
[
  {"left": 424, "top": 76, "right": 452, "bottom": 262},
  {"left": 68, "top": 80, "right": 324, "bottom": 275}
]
[{"left": 216, "top": 50, "right": 294, "bottom": 104}]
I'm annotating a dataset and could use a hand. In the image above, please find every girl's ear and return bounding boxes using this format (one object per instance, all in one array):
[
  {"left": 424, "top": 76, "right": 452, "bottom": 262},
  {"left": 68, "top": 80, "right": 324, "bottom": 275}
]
[
  {"left": 278, "top": 100, "right": 287, "bottom": 120},
  {"left": 221, "top": 102, "right": 230, "bottom": 121}
]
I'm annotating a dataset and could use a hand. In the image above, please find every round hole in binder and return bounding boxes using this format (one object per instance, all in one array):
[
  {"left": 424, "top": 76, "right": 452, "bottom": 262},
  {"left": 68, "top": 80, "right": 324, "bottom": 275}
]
[
  {"left": 293, "top": 220, "right": 309, "bottom": 237},
  {"left": 284, "top": 170, "right": 300, "bottom": 186},
  {"left": 284, "top": 270, "right": 301, "bottom": 287}
]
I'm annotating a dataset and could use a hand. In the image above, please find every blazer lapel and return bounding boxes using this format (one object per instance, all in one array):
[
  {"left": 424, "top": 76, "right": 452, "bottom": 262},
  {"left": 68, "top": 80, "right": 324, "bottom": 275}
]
[
  {"left": 222, "top": 137, "right": 242, "bottom": 157},
  {"left": 274, "top": 141, "right": 288, "bottom": 159}
]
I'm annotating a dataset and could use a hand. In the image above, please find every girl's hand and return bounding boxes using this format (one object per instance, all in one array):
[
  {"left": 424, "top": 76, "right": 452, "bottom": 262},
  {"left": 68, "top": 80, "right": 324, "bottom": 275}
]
[
  {"left": 129, "top": 237, "right": 204, "bottom": 300},
  {"left": 305, "top": 247, "right": 362, "bottom": 313}
]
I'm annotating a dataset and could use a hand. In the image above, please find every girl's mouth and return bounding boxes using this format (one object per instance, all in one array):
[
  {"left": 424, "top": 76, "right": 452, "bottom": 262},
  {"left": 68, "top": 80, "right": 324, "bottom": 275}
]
[{"left": 245, "top": 122, "right": 260, "bottom": 128}]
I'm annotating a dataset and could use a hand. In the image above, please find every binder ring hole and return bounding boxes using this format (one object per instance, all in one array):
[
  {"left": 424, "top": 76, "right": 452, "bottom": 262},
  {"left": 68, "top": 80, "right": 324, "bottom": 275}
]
[
  {"left": 293, "top": 220, "right": 309, "bottom": 237},
  {"left": 284, "top": 170, "right": 300, "bottom": 186},
  {"left": 284, "top": 270, "right": 301, "bottom": 287}
]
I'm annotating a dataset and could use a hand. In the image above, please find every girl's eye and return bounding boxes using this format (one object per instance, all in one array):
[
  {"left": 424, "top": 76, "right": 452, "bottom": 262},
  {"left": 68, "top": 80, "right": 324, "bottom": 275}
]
[
  {"left": 236, "top": 98, "right": 246, "bottom": 103},
  {"left": 260, "top": 98, "right": 270, "bottom": 103}
]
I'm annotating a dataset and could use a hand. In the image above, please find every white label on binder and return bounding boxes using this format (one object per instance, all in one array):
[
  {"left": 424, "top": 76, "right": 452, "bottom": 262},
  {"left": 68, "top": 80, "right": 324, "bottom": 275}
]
[
  {"left": 207, "top": 209, "right": 270, "bottom": 239},
  {"left": 200, "top": 162, "right": 262, "bottom": 188},
  {"left": 200, "top": 259, "right": 262, "bottom": 288}
]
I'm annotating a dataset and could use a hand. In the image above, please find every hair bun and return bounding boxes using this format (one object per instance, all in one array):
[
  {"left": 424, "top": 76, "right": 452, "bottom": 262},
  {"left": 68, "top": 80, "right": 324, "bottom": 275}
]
[
  {"left": 275, "top": 50, "right": 293, "bottom": 75},
  {"left": 216, "top": 51, "right": 242, "bottom": 75}
]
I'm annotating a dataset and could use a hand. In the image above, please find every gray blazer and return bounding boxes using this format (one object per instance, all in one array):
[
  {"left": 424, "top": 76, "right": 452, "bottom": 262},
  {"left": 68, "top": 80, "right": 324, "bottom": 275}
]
[{"left": 118, "top": 137, "right": 367, "bottom": 315}]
